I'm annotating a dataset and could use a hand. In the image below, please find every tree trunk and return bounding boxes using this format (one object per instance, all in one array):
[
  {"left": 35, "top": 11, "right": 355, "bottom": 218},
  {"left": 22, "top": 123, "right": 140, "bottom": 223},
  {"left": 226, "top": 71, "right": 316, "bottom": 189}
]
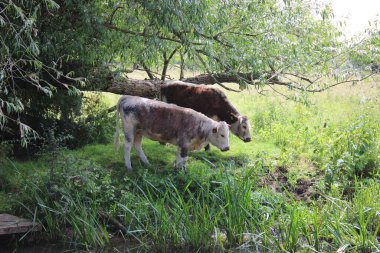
[
  {"left": 107, "top": 79, "right": 165, "bottom": 98},
  {"left": 179, "top": 53, "right": 185, "bottom": 80},
  {"left": 161, "top": 60, "right": 169, "bottom": 81},
  {"left": 105, "top": 72, "right": 272, "bottom": 97}
]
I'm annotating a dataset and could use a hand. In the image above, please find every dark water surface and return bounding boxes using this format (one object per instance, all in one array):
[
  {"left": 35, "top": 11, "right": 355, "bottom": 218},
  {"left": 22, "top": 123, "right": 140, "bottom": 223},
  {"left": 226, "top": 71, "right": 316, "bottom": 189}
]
[
  {"left": 0, "top": 237, "right": 145, "bottom": 253},
  {"left": 0, "top": 237, "right": 262, "bottom": 252}
]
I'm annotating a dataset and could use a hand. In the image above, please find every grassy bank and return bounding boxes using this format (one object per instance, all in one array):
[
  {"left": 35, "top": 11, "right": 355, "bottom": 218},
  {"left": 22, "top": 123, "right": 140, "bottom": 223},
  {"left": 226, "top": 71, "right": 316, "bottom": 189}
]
[{"left": 1, "top": 77, "right": 380, "bottom": 252}]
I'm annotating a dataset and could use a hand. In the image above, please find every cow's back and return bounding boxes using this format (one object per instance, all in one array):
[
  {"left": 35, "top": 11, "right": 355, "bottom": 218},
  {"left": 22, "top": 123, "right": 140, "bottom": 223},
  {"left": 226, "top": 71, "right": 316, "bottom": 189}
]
[
  {"left": 120, "top": 95, "right": 210, "bottom": 144},
  {"left": 161, "top": 83, "right": 239, "bottom": 123}
]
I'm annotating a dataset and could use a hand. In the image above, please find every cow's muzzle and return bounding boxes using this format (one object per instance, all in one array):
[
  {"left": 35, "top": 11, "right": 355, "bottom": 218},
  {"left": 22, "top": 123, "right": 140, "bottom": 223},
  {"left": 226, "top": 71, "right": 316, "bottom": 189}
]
[
  {"left": 244, "top": 137, "right": 251, "bottom": 143},
  {"left": 221, "top": 146, "right": 230, "bottom": 152}
]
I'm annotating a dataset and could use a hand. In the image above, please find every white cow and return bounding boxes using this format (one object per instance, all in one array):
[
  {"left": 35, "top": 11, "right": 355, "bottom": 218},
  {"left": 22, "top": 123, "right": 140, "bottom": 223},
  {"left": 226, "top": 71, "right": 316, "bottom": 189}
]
[{"left": 115, "top": 95, "right": 230, "bottom": 171}]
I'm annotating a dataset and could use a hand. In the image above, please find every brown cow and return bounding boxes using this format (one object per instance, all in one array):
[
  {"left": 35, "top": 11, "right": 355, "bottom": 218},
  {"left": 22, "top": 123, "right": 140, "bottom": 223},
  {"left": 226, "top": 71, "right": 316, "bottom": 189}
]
[
  {"left": 115, "top": 95, "right": 230, "bottom": 171},
  {"left": 160, "top": 81, "right": 251, "bottom": 150}
]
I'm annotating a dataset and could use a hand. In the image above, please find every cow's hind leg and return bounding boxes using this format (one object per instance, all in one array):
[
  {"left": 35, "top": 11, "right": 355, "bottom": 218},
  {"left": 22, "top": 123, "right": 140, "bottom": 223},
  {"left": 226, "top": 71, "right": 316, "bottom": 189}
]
[
  {"left": 175, "top": 147, "right": 188, "bottom": 171},
  {"left": 124, "top": 132, "right": 133, "bottom": 171},
  {"left": 133, "top": 133, "right": 150, "bottom": 165},
  {"left": 121, "top": 113, "right": 136, "bottom": 171}
]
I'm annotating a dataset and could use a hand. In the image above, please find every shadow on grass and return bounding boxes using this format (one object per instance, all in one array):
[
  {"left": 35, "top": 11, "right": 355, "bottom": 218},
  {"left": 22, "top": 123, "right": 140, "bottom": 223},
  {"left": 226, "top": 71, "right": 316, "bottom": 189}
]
[{"left": 110, "top": 139, "right": 253, "bottom": 174}]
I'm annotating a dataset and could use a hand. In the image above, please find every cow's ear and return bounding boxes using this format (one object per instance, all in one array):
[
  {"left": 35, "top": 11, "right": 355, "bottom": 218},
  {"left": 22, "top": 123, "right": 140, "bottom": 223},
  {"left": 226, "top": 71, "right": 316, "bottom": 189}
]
[
  {"left": 230, "top": 113, "right": 239, "bottom": 122},
  {"left": 212, "top": 127, "right": 218, "bottom": 133},
  {"left": 240, "top": 115, "right": 248, "bottom": 123}
]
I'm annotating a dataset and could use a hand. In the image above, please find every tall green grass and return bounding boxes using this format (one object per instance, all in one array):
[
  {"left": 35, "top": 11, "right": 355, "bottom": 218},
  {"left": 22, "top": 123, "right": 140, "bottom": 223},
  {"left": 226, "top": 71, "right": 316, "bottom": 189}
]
[{"left": 1, "top": 78, "right": 380, "bottom": 251}]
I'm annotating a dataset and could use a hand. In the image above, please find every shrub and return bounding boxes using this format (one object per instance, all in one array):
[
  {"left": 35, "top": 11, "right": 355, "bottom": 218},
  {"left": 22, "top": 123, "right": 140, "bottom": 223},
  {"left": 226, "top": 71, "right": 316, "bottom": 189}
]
[{"left": 314, "top": 114, "right": 379, "bottom": 189}]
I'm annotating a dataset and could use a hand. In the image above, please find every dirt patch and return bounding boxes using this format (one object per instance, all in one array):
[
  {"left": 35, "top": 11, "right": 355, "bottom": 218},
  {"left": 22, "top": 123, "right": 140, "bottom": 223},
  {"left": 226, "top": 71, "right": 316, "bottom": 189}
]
[
  {"left": 260, "top": 166, "right": 288, "bottom": 192},
  {"left": 293, "top": 178, "right": 316, "bottom": 201},
  {"left": 260, "top": 166, "right": 317, "bottom": 202}
]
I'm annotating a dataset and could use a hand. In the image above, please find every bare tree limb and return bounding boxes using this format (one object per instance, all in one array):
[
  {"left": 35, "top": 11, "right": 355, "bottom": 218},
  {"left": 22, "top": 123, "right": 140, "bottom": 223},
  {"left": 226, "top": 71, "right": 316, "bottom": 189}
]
[
  {"left": 141, "top": 62, "right": 156, "bottom": 80},
  {"left": 268, "top": 73, "right": 375, "bottom": 93},
  {"left": 282, "top": 72, "right": 313, "bottom": 84},
  {"left": 304, "top": 73, "right": 375, "bottom": 92},
  {"left": 195, "top": 53, "right": 241, "bottom": 92},
  {"left": 268, "top": 84, "right": 293, "bottom": 100},
  {"left": 182, "top": 72, "right": 261, "bottom": 84}
]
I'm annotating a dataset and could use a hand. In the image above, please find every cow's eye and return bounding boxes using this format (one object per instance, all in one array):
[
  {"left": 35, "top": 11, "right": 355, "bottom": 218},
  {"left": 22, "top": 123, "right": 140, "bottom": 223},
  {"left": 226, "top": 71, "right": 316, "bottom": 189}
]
[{"left": 221, "top": 134, "right": 225, "bottom": 138}]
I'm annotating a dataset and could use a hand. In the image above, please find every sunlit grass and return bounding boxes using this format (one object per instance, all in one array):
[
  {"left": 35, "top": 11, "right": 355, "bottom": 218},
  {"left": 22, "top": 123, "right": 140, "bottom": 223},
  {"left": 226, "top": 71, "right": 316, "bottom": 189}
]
[{"left": 1, "top": 71, "right": 380, "bottom": 251}]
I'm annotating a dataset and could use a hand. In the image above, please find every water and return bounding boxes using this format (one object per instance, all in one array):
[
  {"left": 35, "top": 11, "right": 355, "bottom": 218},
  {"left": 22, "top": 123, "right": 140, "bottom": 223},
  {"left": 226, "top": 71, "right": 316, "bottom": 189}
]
[
  {"left": 0, "top": 238, "right": 144, "bottom": 253},
  {"left": 0, "top": 237, "right": 264, "bottom": 252}
]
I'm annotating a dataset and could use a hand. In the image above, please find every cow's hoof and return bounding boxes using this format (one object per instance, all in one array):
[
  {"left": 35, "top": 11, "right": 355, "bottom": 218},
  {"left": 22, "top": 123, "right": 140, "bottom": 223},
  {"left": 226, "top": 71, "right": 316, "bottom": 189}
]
[{"left": 174, "top": 165, "right": 187, "bottom": 173}]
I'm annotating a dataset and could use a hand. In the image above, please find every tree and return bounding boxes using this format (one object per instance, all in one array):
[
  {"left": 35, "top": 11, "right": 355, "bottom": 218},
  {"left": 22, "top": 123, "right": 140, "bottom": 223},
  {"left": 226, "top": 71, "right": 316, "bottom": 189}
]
[
  {"left": 0, "top": 0, "right": 115, "bottom": 151},
  {"left": 1, "top": 0, "right": 378, "bottom": 151},
  {"left": 1, "top": 0, "right": 61, "bottom": 146},
  {"left": 348, "top": 22, "right": 380, "bottom": 70},
  {"left": 104, "top": 0, "right": 374, "bottom": 98}
]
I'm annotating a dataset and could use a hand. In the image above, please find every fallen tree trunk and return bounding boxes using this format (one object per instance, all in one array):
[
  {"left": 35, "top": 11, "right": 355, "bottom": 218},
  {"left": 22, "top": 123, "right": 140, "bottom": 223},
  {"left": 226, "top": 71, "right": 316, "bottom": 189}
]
[
  {"left": 106, "top": 72, "right": 264, "bottom": 97},
  {"left": 107, "top": 79, "right": 166, "bottom": 98}
]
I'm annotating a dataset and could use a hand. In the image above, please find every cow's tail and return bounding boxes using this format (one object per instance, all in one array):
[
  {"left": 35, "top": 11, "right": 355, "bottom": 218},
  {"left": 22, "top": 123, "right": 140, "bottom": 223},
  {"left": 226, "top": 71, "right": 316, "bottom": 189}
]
[{"left": 115, "top": 97, "right": 122, "bottom": 151}]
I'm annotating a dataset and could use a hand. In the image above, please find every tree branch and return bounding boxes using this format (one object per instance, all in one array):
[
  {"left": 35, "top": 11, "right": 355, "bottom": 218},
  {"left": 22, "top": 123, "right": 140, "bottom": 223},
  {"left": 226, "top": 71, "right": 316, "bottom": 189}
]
[
  {"left": 227, "top": 30, "right": 270, "bottom": 38},
  {"left": 195, "top": 53, "right": 241, "bottom": 92},
  {"left": 182, "top": 72, "right": 262, "bottom": 84},
  {"left": 104, "top": 23, "right": 203, "bottom": 46},
  {"left": 161, "top": 47, "right": 179, "bottom": 80},
  {"left": 282, "top": 72, "right": 313, "bottom": 84},
  {"left": 193, "top": 30, "right": 234, "bottom": 48},
  {"left": 141, "top": 62, "right": 156, "bottom": 80},
  {"left": 268, "top": 73, "right": 375, "bottom": 93},
  {"left": 107, "top": 5, "right": 124, "bottom": 24},
  {"left": 107, "top": 79, "right": 164, "bottom": 98}
]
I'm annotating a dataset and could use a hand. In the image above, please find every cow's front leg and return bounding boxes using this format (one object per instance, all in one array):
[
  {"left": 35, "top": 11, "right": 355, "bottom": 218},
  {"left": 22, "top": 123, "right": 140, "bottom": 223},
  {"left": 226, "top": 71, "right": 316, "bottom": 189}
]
[
  {"left": 124, "top": 132, "right": 134, "bottom": 171},
  {"left": 133, "top": 133, "right": 150, "bottom": 166},
  {"left": 175, "top": 147, "right": 188, "bottom": 171}
]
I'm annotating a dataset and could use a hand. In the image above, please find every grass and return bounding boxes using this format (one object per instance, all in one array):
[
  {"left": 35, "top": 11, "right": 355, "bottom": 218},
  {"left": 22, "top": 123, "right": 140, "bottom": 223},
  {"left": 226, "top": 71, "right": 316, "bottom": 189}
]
[{"left": 1, "top": 74, "right": 380, "bottom": 252}]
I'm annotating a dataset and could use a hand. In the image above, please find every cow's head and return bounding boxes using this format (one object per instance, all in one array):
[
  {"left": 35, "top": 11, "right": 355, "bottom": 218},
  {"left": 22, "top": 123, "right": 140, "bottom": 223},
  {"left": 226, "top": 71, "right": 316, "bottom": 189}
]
[
  {"left": 209, "top": 121, "right": 230, "bottom": 151},
  {"left": 230, "top": 115, "right": 251, "bottom": 142}
]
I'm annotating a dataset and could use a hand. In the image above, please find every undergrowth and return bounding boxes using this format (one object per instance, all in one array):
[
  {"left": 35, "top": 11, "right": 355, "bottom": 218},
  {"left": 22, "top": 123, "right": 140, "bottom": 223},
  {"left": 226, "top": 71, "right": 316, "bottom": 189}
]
[{"left": 1, "top": 80, "right": 380, "bottom": 252}]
